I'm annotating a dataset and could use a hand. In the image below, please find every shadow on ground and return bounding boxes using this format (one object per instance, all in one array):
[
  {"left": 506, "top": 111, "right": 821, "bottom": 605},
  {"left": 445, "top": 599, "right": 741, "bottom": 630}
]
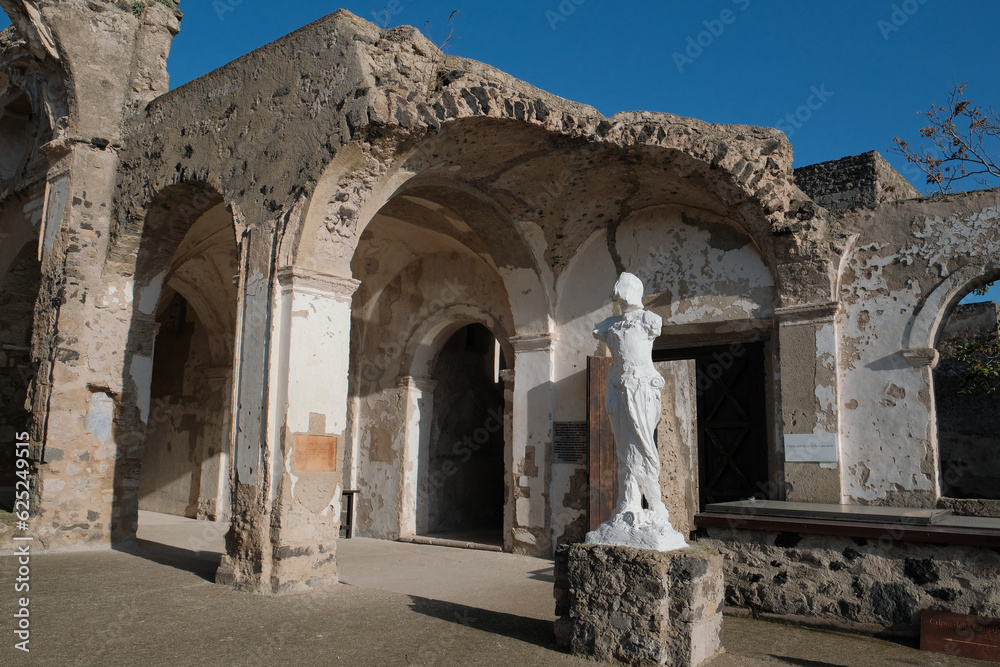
[
  {"left": 527, "top": 566, "right": 555, "bottom": 583},
  {"left": 115, "top": 538, "right": 221, "bottom": 582},
  {"left": 407, "top": 595, "right": 563, "bottom": 652},
  {"left": 768, "top": 657, "right": 849, "bottom": 667}
]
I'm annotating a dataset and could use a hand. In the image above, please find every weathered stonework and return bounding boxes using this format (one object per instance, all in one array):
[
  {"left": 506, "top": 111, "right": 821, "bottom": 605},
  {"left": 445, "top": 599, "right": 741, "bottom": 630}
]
[
  {"left": 700, "top": 526, "right": 1000, "bottom": 636},
  {"left": 794, "top": 150, "right": 920, "bottom": 212},
  {"left": 555, "top": 543, "right": 724, "bottom": 666},
  {"left": 0, "top": 4, "right": 997, "bottom": 629}
]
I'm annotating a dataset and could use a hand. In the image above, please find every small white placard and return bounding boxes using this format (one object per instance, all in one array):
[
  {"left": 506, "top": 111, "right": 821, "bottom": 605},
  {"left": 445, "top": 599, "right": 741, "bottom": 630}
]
[{"left": 784, "top": 433, "right": 838, "bottom": 463}]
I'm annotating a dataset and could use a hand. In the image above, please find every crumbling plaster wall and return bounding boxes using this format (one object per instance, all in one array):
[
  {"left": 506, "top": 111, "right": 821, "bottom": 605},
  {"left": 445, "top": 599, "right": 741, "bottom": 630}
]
[{"left": 836, "top": 188, "right": 1000, "bottom": 505}]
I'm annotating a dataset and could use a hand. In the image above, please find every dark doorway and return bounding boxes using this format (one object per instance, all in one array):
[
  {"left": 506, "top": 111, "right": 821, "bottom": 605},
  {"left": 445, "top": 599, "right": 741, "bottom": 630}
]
[
  {"left": 0, "top": 244, "right": 40, "bottom": 511},
  {"left": 684, "top": 343, "right": 770, "bottom": 507},
  {"left": 422, "top": 323, "right": 505, "bottom": 544}
]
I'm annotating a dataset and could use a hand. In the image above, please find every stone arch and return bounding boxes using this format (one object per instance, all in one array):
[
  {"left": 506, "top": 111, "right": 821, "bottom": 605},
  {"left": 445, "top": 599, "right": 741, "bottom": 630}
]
[
  {"left": 903, "top": 263, "right": 1000, "bottom": 355},
  {"left": 107, "top": 181, "right": 239, "bottom": 540},
  {"left": 404, "top": 304, "right": 514, "bottom": 381},
  {"left": 393, "top": 309, "right": 513, "bottom": 543},
  {"left": 913, "top": 264, "right": 1000, "bottom": 509},
  {"left": 292, "top": 127, "right": 554, "bottom": 335}
]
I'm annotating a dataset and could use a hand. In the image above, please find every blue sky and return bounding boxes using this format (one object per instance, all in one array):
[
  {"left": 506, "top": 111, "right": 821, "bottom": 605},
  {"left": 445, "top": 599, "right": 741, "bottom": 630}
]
[{"left": 2, "top": 1, "right": 999, "bottom": 301}]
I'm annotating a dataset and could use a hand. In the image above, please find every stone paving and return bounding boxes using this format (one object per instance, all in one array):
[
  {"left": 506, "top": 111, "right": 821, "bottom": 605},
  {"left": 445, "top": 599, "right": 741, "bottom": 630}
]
[{"left": 0, "top": 512, "right": 989, "bottom": 666}]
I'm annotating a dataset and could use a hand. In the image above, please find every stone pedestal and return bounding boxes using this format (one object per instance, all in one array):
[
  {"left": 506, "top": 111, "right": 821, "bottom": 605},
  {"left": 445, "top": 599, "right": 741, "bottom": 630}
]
[{"left": 554, "top": 543, "right": 724, "bottom": 666}]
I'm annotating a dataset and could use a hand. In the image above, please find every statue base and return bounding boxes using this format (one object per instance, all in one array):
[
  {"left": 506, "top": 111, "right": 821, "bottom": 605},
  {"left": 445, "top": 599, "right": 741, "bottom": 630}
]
[
  {"left": 554, "top": 542, "right": 724, "bottom": 666},
  {"left": 585, "top": 509, "right": 688, "bottom": 552}
]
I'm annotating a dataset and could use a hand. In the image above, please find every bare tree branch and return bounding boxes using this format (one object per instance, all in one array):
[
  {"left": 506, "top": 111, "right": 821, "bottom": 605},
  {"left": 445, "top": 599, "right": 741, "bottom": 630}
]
[{"left": 892, "top": 83, "right": 1000, "bottom": 194}]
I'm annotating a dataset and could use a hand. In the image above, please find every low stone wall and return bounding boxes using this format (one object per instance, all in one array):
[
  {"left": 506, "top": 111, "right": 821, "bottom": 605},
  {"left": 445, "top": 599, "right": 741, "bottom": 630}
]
[
  {"left": 698, "top": 528, "right": 1000, "bottom": 636},
  {"left": 555, "top": 542, "right": 723, "bottom": 666}
]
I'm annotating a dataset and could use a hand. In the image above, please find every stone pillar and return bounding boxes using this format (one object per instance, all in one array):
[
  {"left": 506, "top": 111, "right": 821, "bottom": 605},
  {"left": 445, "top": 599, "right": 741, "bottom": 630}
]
[
  {"left": 554, "top": 543, "right": 724, "bottom": 666},
  {"left": 217, "top": 226, "right": 275, "bottom": 591},
  {"left": 775, "top": 301, "right": 842, "bottom": 503},
  {"left": 268, "top": 266, "right": 358, "bottom": 590},
  {"left": 397, "top": 375, "right": 436, "bottom": 537},
  {"left": 508, "top": 333, "right": 554, "bottom": 555},
  {"left": 222, "top": 264, "right": 359, "bottom": 592},
  {"left": 2, "top": 0, "right": 181, "bottom": 550}
]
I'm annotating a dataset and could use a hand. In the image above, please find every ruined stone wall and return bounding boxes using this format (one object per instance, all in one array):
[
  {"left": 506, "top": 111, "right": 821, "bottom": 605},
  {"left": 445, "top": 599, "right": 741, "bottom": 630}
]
[
  {"left": 0, "top": 7, "right": 857, "bottom": 597},
  {"left": 701, "top": 526, "right": 1000, "bottom": 637},
  {"left": 794, "top": 150, "right": 920, "bottom": 212},
  {"left": 836, "top": 189, "right": 1000, "bottom": 506}
]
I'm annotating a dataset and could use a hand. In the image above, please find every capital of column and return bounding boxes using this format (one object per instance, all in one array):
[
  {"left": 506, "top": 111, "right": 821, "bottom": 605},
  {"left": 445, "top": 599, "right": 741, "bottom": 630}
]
[
  {"left": 774, "top": 301, "right": 839, "bottom": 326},
  {"left": 396, "top": 375, "right": 438, "bottom": 393},
  {"left": 276, "top": 266, "right": 360, "bottom": 302},
  {"left": 510, "top": 332, "right": 554, "bottom": 353}
]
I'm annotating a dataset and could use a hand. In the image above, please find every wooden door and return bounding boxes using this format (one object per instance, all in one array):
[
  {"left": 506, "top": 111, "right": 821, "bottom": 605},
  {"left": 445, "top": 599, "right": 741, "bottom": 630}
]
[{"left": 587, "top": 356, "right": 615, "bottom": 530}]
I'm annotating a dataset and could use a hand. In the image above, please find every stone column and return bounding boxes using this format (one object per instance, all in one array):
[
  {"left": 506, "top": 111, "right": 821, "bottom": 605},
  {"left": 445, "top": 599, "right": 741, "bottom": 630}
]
[
  {"left": 775, "top": 301, "right": 842, "bottom": 503},
  {"left": 216, "top": 226, "right": 276, "bottom": 591},
  {"left": 508, "top": 333, "right": 554, "bottom": 555},
  {"left": 397, "top": 375, "right": 436, "bottom": 538},
  {"left": 269, "top": 266, "right": 358, "bottom": 590},
  {"left": 219, "top": 261, "right": 359, "bottom": 592}
]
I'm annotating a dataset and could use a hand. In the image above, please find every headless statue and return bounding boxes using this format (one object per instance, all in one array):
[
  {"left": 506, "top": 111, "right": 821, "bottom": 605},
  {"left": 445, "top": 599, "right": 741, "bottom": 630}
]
[{"left": 587, "top": 272, "right": 687, "bottom": 551}]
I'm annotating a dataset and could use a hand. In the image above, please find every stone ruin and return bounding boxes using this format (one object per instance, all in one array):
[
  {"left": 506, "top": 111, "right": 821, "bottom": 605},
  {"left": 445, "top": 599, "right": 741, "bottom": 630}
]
[{"left": 0, "top": 1, "right": 997, "bottom": 641}]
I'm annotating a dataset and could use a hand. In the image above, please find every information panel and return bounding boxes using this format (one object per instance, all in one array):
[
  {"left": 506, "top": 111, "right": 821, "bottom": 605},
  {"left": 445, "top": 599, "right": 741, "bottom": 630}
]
[{"left": 554, "top": 421, "right": 588, "bottom": 464}]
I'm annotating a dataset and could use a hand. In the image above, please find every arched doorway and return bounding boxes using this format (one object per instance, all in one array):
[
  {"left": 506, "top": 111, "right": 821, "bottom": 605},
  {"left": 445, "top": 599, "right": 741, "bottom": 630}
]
[
  {"left": 0, "top": 243, "right": 40, "bottom": 511},
  {"left": 419, "top": 323, "right": 506, "bottom": 545},
  {"left": 934, "top": 294, "right": 1000, "bottom": 509},
  {"left": 137, "top": 202, "right": 238, "bottom": 522},
  {"left": 345, "top": 182, "right": 520, "bottom": 549}
]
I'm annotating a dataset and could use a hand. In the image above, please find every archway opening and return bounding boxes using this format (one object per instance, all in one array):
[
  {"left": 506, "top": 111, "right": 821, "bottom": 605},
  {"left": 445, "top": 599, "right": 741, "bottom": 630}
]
[
  {"left": 420, "top": 323, "right": 506, "bottom": 545},
  {"left": 934, "top": 296, "right": 1000, "bottom": 509},
  {"left": 135, "top": 201, "right": 238, "bottom": 530},
  {"left": 0, "top": 243, "right": 39, "bottom": 511}
]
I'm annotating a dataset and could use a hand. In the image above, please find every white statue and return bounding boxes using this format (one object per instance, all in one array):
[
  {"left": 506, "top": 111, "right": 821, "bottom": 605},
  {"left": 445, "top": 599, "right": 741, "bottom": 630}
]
[{"left": 586, "top": 272, "right": 687, "bottom": 552}]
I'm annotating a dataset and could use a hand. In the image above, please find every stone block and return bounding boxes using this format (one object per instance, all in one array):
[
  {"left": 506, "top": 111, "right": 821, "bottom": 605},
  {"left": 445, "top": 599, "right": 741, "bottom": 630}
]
[{"left": 554, "top": 542, "right": 724, "bottom": 666}]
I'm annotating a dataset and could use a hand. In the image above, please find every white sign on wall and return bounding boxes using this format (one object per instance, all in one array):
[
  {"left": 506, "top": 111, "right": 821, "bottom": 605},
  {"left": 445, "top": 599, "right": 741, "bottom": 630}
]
[{"left": 784, "top": 433, "right": 838, "bottom": 463}]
